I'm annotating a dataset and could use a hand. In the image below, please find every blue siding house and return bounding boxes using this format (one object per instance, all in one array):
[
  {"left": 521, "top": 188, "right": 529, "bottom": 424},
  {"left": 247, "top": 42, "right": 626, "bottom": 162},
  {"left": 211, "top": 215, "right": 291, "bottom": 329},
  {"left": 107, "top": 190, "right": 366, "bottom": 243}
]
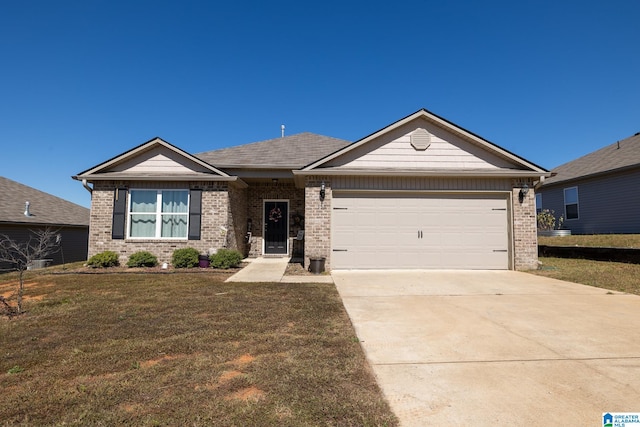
[{"left": 537, "top": 132, "right": 640, "bottom": 234}]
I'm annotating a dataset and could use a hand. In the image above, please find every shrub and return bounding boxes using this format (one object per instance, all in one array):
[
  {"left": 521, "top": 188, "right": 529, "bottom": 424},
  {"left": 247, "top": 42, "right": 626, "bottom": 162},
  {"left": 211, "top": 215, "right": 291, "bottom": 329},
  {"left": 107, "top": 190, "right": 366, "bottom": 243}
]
[
  {"left": 537, "top": 209, "right": 564, "bottom": 231},
  {"left": 210, "top": 249, "right": 243, "bottom": 269},
  {"left": 126, "top": 251, "right": 158, "bottom": 268},
  {"left": 87, "top": 251, "right": 119, "bottom": 268},
  {"left": 171, "top": 247, "right": 200, "bottom": 268}
]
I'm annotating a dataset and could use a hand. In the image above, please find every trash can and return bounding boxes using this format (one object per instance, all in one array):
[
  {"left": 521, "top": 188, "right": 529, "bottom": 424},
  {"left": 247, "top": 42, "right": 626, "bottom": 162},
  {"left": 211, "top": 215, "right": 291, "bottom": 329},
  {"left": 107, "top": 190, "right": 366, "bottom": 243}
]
[
  {"left": 198, "top": 255, "right": 210, "bottom": 268},
  {"left": 308, "top": 257, "right": 325, "bottom": 274}
]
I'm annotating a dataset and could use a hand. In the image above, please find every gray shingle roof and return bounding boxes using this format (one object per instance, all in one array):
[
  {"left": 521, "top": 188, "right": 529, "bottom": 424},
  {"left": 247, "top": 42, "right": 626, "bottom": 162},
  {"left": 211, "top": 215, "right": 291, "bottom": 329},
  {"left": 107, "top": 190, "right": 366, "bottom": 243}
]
[
  {"left": 543, "top": 132, "right": 640, "bottom": 186},
  {"left": 0, "top": 177, "right": 89, "bottom": 227},
  {"left": 195, "top": 132, "right": 351, "bottom": 168}
]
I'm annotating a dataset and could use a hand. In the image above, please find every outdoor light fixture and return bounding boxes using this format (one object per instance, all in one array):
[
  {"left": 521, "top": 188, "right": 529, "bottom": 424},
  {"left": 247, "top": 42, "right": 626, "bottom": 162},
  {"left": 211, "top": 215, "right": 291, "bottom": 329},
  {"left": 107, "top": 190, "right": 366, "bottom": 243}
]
[
  {"left": 519, "top": 183, "right": 529, "bottom": 203},
  {"left": 272, "top": 178, "right": 278, "bottom": 185},
  {"left": 320, "top": 181, "right": 326, "bottom": 201}
]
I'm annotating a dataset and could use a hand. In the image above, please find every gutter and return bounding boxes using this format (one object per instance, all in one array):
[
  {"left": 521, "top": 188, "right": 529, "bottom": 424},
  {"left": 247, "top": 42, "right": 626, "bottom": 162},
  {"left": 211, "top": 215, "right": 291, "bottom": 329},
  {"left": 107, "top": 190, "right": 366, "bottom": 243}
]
[
  {"left": 540, "top": 164, "right": 640, "bottom": 188},
  {"left": 293, "top": 169, "right": 553, "bottom": 178},
  {"left": 82, "top": 179, "right": 93, "bottom": 194},
  {"left": 72, "top": 175, "right": 248, "bottom": 189}
]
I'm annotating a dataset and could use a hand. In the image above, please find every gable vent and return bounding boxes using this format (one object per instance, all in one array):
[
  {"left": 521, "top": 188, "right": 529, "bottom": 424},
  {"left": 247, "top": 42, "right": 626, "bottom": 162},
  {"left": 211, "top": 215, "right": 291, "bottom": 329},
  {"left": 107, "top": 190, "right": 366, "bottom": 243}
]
[{"left": 411, "top": 128, "right": 431, "bottom": 151}]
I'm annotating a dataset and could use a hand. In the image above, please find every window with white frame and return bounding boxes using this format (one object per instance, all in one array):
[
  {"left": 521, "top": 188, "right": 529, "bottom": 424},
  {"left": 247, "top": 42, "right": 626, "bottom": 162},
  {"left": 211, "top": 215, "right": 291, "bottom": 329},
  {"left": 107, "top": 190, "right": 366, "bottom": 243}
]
[
  {"left": 128, "top": 190, "right": 189, "bottom": 238},
  {"left": 564, "top": 187, "right": 579, "bottom": 220},
  {"left": 535, "top": 193, "right": 542, "bottom": 214}
]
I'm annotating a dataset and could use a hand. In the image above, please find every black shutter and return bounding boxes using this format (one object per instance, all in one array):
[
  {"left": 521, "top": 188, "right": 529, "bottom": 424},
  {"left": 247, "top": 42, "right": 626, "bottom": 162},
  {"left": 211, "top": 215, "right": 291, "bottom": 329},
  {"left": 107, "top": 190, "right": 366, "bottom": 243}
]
[
  {"left": 112, "top": 188, "right": 128, "bottom": 240},
  {"left": 188, "top": 189, "right": 202, "bottom": 240}
]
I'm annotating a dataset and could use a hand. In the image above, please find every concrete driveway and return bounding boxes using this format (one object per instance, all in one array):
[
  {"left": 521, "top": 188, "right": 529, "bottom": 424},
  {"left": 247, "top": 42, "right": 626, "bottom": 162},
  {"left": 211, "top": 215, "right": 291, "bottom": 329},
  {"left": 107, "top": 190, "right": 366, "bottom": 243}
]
[{"left": 332, "top": 270, "right": 640, "bottom": 426}]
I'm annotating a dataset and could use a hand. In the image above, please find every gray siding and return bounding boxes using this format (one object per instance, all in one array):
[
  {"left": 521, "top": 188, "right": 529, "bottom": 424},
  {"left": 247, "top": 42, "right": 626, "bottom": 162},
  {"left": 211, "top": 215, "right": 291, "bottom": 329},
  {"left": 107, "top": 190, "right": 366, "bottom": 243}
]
[
  {"left": 538, "top": 168, "right": 640, "bottom": 234},
  {"left": 0, "top": 225, "right": 89, "bottom": 271}
]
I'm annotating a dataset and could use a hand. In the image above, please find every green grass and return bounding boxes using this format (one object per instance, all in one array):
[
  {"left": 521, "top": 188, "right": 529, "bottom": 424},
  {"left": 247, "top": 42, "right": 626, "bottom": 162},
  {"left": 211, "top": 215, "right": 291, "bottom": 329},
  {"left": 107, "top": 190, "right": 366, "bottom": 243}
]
[
  {"left": 0, "top": 272, "right": 397, "bottom": 426},
  {"left": 538, "top": 234, "right": 640, "bottom": 248},
  {"left": 531, "top": 257, "right": 640, "bottom": 295}
]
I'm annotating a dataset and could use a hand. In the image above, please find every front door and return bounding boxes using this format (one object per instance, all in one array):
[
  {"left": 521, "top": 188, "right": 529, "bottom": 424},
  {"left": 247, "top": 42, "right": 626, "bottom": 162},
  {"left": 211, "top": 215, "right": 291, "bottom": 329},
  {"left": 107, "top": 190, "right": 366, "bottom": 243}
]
[{"left": 264, "top": 200, "right": 288, "bottom": 255}]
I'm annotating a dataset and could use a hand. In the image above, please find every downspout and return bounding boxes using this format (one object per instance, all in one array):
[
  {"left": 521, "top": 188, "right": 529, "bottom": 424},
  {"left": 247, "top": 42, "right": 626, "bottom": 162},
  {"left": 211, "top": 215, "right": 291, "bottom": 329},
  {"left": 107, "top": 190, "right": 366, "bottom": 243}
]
[{"left": 82, "top": 179, "right": 93, "bottom": 194}]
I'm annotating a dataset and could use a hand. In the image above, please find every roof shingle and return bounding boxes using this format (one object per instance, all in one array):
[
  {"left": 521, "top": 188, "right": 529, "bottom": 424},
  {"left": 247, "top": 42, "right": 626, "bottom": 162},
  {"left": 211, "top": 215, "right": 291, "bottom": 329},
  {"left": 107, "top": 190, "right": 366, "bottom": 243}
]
[
  {"left": 195, "top": 132, "right": 351, "bottom": 168},
  {"left": 543, "top": 132, "right": 640, "bottom": 186},
  {"left": 0, "top": 177, "right": 89, "bottom": 226}
]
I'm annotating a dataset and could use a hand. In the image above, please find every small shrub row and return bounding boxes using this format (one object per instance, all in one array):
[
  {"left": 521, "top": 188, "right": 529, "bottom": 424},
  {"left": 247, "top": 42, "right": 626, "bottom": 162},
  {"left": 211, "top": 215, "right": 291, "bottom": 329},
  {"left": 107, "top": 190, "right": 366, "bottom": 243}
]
[{"left": 87, "top": 248, "right": 243, "bottom": 269}]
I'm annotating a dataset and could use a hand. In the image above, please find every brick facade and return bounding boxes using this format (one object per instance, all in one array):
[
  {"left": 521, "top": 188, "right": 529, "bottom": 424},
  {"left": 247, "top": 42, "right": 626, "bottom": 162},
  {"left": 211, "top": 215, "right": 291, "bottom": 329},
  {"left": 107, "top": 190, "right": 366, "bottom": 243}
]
[
  {"left": 511, "top": 179, "right": 539, "bottom": 270},
  {"left": 245, "top": 183, "right": 305, "bottom": 258},
  {"left": 299, "top": 176, "right": 540, "bottom": 272},
  {"left": 227, "top": 185, "right": 248, "bottom": 256},
  {"left": 88, "top": 177, "right": 539, "bottom": 271},
  {"left": 88, "top": 180, "right": 238, "bottom": 265},
  {"left": 303, "top": 176, "right": 332, "bottom": 270}
]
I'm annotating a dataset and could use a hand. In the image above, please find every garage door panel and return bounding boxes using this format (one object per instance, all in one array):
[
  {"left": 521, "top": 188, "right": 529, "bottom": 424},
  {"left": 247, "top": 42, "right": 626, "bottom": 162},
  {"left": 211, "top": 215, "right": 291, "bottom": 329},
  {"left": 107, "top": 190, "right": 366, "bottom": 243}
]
[{"left": 332, "top": 193, "right": 509, "bottom": 269}]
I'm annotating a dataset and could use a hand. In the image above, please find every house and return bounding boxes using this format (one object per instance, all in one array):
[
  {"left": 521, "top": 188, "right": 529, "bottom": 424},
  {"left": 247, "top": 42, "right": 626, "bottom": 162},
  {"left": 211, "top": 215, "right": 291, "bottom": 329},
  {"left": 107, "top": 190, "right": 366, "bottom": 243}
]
[
  {"left": 537, "top": 132, "right": 640, "bottom": 234},
  {"left": 0, "top": 176, "right": 90, "bottom": 271},
  {"left": 73, "top": 109, "right": 549, "bottom": 270}
]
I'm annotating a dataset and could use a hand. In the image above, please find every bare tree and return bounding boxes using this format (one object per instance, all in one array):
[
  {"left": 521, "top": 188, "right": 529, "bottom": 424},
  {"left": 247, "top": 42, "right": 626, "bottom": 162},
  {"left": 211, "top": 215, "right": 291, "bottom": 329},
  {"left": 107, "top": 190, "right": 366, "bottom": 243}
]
[{"left": 0, "top": 228, "right": 60, "bottom": 316}]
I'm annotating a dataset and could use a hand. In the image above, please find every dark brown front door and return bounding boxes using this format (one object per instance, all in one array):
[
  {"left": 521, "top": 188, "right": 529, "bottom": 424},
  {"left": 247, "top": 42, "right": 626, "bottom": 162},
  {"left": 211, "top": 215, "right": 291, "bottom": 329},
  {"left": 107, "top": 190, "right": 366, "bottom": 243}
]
[{"left": 264, "top": 201, "right": 288, "bottom": 255}]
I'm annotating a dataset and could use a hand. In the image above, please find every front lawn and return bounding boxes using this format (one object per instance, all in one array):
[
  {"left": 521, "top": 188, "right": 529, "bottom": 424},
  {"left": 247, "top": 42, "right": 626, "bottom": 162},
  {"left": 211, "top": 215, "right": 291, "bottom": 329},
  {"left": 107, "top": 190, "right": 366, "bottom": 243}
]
[
  {"left": 538, "top": 234, "right": 640, "bottom": 248},
  {"left": 0, "top": 272, "right": 397, "bottom": 426},
  {"left": 531, "top": 257, "right": 640, "bottom": 296}
]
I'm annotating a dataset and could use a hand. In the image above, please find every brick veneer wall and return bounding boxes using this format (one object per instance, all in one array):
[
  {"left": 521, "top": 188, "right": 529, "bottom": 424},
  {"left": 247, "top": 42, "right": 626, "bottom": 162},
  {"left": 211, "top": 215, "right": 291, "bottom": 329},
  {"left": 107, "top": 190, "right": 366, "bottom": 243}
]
[
  {"left": 301, "top": 176, "right": 539, "bottom": 272},
  {"left": 303, "top": 176, "right": 331, "bottom": 269},
  {"left": 512, "top": 179, "right": 539, "bottom": 270},
  {"left": 88, "top": 180, "right": 234, "bottom": 265},
  {"left": 246, "top": 182, "right": 305, "bottom": 258},
  {"left": 227, "top": 185, "right": 248, "bottom": 256}
]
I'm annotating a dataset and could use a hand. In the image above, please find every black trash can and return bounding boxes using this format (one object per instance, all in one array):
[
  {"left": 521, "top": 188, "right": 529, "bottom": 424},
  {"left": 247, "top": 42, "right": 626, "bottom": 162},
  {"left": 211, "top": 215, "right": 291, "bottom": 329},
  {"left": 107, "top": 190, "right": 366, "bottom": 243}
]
[
  {"left": 308, "top": 257, "right": 326, "bottom": 274},
  {"left": 198, "top": 255, "right": 210, "bottom": 268}
]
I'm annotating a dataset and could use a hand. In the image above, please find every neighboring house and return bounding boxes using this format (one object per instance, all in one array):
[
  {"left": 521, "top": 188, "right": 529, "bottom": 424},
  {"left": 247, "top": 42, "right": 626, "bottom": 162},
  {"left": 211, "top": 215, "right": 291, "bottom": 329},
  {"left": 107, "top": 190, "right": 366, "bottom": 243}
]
[
  {"left": 0, "top": 176, "right": 90, "bottom": 270},
  {"left": 73, "top": 109, "right": 549, "bottom": 270},
  {"left": 537, "top": 132, "right": 640, "bottom": 234}
]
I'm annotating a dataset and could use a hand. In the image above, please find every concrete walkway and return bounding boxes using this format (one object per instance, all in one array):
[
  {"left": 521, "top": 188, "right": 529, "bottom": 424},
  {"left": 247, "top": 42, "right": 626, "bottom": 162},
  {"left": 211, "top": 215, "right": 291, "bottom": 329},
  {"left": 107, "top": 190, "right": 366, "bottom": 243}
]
[
  {"left": 225, "top": 257, "right": 333, "bottom": 283},
  {"left": 332, "top": 270, "right": 640, "bottom": 426}
]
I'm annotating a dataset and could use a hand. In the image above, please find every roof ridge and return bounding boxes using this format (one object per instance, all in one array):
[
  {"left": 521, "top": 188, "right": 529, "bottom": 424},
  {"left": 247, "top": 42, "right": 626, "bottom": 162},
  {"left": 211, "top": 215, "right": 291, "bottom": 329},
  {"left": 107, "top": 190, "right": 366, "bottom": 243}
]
[
  {"left": 195, "top": 132, "right": 349, "bottom": 156},
  {"left": 194, "top": 133, "right": 352, "bottom": 169}
]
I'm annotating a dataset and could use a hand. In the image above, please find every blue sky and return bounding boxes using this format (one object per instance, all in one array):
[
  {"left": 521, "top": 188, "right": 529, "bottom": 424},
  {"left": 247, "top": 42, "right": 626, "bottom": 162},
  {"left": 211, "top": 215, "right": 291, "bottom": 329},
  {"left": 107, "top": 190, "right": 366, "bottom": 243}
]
[{"left": 1, "top": 0, "right": 638, "bottom": 208}]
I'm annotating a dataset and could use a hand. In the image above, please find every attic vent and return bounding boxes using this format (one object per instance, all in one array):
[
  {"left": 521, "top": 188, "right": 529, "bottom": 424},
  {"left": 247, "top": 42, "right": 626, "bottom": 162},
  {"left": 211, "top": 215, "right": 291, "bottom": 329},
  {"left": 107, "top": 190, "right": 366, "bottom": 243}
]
[
  {"left": 24, "top": 201, "right": 32, "bottom": 217},
  {"left": 410, "top": 128, "right": 431, "bottom": 151}
]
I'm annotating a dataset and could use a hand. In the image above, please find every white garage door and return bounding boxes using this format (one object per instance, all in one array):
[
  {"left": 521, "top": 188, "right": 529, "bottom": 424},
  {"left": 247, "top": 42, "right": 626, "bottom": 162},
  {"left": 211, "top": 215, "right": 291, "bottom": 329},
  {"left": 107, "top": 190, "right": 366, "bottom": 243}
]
[{"left": 331, "top": 193, "right": 509, "bottom": 269}]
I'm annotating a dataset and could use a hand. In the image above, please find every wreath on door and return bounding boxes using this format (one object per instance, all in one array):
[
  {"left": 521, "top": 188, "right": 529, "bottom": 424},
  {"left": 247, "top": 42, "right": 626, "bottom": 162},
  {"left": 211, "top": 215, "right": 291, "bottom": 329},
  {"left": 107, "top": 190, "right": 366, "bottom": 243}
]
[{"left": 268, "top": 207, "right": 282, "bottom": 223}]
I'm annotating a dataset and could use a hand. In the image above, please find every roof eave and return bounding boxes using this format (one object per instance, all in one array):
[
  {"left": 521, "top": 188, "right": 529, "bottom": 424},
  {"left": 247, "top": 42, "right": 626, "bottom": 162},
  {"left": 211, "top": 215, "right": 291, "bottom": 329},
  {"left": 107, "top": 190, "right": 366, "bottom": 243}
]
[
  {"left": 0, "top": 220, "right": 89, "bottom": 227},
  {"left": 73, "top": 174, "right": 242, "bottom": 182},
  {"left": 542, "top": 164, "right": 640, "bottom": 188},
  {"left": 293, "top": 169, "right": 552, "bottom": 178},
  {"left": 213, "top": 164, "right": 304, "bottom": 170}
]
